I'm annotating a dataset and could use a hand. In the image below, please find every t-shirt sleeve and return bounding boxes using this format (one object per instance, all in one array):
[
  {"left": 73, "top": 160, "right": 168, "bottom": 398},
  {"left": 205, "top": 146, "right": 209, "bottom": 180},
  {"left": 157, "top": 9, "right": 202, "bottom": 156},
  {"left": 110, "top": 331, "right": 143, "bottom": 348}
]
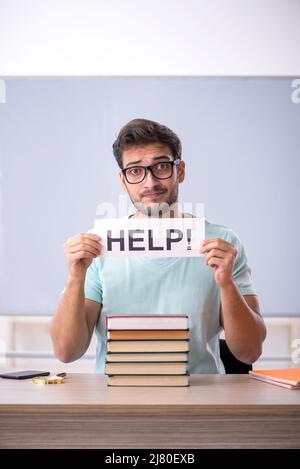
[
  {"left": 224, "top": 229, "right": 256, "bottom": 296},
  {"left": 84, "top": 257, "right": 103, "bottom": 304}
]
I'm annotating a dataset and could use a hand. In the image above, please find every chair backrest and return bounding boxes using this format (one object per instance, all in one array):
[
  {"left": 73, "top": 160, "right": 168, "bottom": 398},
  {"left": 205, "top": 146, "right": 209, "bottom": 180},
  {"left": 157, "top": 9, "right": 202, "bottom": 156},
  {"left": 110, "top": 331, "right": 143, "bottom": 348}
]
[{"left": 219, "top": 339, "right": 252, "bottom": 374}]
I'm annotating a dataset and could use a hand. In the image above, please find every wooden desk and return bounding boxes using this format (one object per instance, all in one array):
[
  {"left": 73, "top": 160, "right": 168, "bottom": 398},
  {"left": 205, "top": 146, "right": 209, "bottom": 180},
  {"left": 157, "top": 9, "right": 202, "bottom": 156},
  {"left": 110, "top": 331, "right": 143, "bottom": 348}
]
[{"left": 0, "top": 373, "right": 300, "bottom": 448}]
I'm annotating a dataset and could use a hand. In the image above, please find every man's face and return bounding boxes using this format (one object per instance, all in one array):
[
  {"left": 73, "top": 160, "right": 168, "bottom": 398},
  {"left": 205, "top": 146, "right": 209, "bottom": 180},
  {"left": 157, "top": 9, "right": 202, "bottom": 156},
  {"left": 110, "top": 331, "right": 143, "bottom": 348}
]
[{"left": 119, "top": 143, "right": 185, "bottom": 216}]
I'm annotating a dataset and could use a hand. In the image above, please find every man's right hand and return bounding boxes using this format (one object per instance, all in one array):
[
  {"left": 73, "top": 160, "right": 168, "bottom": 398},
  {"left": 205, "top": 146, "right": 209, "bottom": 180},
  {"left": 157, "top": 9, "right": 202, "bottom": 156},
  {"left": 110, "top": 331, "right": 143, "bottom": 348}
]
[{"left": 63, "top": 233, "right": 102, "bottom": 280}]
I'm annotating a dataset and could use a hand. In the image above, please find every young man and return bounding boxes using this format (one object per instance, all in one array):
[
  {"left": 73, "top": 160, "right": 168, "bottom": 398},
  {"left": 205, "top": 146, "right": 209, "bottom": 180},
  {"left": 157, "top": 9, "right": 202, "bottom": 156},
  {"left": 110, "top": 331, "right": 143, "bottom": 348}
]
[{"left": 51, "top": 118, "right": 266, "bottom": 373}]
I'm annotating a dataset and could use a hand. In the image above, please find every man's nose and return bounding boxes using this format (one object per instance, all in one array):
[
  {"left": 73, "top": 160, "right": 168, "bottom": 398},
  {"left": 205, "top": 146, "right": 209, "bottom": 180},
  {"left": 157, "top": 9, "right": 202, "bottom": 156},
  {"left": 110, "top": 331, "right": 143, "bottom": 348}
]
[{"left": 143, "top": 168, "right": 158, "bottom": 186}]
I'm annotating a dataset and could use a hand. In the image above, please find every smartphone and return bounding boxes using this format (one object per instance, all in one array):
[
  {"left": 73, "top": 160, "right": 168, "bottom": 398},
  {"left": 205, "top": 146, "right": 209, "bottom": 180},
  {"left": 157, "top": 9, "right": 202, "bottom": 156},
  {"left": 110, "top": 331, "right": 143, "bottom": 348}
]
[{"left": 0, "top": 370, "right": 50, "bottom": 380}]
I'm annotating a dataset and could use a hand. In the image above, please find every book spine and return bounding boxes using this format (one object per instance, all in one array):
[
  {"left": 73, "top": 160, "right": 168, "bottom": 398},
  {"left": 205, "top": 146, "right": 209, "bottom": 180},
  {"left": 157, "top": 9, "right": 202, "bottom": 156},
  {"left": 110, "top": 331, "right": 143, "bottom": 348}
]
[
  {"left": 106, "top": 350, "right": 190, "bottom": 354},
  {"left": 105, "top": 359, "right": 188, "bottom": 363},
  {"left": 106, "top": 372, "right": 190, "bottom": 376},
  {"left": 106, "top": 338, "right": 190, "bottom": 342},
  {"left": 107, "top": 328, "right": 190, "bottom": 330},
  {"left": 106, "top": 315, "right": 189, "bottom": 318}
]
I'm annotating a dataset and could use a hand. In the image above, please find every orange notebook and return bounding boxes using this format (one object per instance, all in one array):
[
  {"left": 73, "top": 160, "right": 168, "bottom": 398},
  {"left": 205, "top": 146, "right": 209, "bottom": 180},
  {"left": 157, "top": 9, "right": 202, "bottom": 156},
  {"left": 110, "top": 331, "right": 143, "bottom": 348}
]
[
  {"left": 250, "top": 375, "right": 300, "bottom": 389},
  {"left": 249, "top": 368, "right": 300, "bottom": 386}
]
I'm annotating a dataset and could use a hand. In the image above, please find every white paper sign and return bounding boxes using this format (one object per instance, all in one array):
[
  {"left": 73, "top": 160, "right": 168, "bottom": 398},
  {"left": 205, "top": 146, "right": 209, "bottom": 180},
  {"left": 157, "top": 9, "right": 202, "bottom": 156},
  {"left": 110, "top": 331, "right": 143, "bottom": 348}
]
[{"left": 93, "top": 217, "right": 205, "bottom": 257}]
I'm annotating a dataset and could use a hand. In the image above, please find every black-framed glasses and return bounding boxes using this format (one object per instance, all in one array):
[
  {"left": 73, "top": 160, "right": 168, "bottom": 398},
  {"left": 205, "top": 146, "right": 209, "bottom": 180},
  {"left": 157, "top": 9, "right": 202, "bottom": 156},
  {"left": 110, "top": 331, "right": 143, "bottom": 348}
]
[{"left": 122, "top": 158, "right": 181, "bottom": 184}]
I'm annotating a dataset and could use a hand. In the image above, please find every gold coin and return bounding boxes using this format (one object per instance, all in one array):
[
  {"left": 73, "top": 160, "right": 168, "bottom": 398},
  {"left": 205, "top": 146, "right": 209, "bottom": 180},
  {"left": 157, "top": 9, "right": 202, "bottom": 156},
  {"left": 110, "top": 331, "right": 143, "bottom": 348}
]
[{"left": 32, "top": 375, "right": 65, "bottom": 385}]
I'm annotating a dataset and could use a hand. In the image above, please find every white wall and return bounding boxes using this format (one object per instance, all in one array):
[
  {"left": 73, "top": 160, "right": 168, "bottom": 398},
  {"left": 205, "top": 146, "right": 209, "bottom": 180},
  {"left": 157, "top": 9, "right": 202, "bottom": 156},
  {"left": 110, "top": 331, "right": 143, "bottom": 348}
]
[{"left": 0, "top": 0, "right": 299, "bottom": 76}]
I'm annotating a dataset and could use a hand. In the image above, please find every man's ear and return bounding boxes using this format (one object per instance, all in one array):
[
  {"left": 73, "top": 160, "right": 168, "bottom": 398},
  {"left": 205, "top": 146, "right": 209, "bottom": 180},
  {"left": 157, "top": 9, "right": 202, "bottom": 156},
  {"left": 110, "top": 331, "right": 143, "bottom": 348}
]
[
  {"left": 119, "top": 171, "right": 128, "bottom": 192},
  {"left": 178, "top": 160, "right": 185, "bottom": 183}
]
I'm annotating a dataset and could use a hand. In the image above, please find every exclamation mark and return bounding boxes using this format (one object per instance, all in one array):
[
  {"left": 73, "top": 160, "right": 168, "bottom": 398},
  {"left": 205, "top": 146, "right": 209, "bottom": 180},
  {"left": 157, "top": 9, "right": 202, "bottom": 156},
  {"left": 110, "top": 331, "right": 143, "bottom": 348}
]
[{"left": 187, "top": 228, "right": 191, "bottom": 250}]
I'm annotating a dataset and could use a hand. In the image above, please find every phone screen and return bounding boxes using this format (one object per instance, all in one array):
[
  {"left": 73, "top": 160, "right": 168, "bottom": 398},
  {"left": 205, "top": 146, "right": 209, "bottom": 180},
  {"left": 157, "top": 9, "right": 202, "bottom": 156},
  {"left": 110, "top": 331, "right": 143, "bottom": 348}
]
[{"left": 0, "top": 370, "right": 50, "bottom": 380}]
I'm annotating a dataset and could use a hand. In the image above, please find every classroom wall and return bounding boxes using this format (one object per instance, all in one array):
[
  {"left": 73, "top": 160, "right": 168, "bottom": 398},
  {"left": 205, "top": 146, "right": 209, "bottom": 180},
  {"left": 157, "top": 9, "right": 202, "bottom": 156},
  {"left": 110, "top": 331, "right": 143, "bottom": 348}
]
[{"left": 0, "top": 77, "right": 299, "bottom": 316}]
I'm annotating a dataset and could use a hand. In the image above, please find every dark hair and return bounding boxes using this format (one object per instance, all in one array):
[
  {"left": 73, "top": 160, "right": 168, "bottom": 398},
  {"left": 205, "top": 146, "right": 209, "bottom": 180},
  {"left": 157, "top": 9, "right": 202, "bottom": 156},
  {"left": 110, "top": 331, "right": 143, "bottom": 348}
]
[{"left": 112, "top": 118, "right": 182, "bottom": 169}]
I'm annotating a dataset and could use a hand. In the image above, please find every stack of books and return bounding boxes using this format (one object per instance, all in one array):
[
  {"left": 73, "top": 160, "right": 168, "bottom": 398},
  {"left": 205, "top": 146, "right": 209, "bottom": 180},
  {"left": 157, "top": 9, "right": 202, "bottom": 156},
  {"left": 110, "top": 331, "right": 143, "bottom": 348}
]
[
  {"left": 105, "top": 314, "right": 190, "bottom": 386},
  {"left": 249, "top": 368, "right": 300, "bottom": 390}
]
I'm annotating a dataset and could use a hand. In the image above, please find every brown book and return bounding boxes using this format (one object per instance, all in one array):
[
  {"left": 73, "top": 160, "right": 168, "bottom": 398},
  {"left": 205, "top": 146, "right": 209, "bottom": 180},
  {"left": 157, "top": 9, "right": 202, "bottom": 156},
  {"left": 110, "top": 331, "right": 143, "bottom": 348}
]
[
  {"left": 105, "top": 361, "right": 188, "bottom": 375},
  {"left": 107, "top": 329, "right": 190, "bottom": 340},
  {"left": 107, "top": 340, "right": 189, "bottom": 353},
  {"left": 106, "top": 352, "right": 189, "bottom": 362},
  {"left": 107, "top": 374, "right": 189, "bottom": 387}
]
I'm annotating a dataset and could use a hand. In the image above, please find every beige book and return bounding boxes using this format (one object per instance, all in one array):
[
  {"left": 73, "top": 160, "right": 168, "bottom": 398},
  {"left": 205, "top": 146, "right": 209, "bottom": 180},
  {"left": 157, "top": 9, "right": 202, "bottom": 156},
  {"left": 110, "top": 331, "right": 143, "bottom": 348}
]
[
  {"left": 107, "top": 330, "right": 190, "bottom": 340},
  {"left": 105, "top": 361, "right": 187, "bottom": 375},
  {"left": 107, "top": 374, "right": 189, "bottom": 386},
  {"left": 107, "top": 340, "right": 189, "bottom": 353},
  {"left": 106, "top": 314, "right": 188, "bottom": 330},
  {"left": 106, "top": 352, "right": 188, "bottom": 362}
]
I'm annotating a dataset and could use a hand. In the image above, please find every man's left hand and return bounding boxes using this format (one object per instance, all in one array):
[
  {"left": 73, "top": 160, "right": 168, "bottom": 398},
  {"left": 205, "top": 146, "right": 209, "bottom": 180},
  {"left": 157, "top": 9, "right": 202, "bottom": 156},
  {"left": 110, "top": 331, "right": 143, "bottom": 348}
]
[{"left": 200, "top": 238, "right": 238, "bottom": 288}]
